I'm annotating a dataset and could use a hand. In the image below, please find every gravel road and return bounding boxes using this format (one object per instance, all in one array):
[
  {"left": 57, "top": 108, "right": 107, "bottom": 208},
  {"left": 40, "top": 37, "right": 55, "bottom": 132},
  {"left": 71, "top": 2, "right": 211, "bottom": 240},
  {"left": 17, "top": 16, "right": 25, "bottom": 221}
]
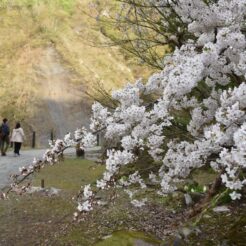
[{"left": 0, "top": 148, "right": 75, "bottom": 189}]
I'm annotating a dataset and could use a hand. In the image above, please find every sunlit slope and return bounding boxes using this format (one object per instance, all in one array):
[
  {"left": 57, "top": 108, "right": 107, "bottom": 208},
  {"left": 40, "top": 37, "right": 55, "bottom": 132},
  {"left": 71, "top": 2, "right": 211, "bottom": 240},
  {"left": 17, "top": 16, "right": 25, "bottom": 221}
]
[{"left": 0, "top": 0, "right": 139, "bottom": 145}]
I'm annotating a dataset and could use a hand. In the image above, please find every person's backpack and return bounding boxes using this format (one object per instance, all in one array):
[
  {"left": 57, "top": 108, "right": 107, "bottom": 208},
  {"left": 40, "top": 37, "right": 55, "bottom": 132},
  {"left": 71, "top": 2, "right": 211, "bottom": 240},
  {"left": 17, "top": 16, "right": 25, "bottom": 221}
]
[
  {"left": 0, "top": 124, "right": 3, "bottom": 138},
  {"left": 1, "top": 123, "right": 9, "bottom": 137}
]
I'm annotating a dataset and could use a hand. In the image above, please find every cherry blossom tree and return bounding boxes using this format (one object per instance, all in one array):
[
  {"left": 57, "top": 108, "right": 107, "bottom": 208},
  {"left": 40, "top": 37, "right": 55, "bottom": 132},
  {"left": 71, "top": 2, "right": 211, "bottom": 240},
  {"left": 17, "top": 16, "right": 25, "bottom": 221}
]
[
  {"left": 76, "top": 0, "right": 246, "bottom": 214},
  {"left": 2, "top": 0, "right": 246, "bottom": 219}
]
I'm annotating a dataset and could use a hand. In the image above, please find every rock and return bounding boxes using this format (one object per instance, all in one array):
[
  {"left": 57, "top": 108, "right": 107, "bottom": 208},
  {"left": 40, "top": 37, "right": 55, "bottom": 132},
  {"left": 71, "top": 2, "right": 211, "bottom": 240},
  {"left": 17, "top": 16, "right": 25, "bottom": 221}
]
[
  {"left": 48, "top": 187, "right": 61, "bottom": 196},
  {"left": 203, "top": 214, "right": 212, "bottom": 219},
  {"left": 213, "top": 206, "right": 230, "bottom": 213},
  {"left": 26, "top": 186, "right": 61, "bottom": 196},
  {"left": 134, "top": 239, "right": 155, "bottom": 246},
  {"left": 184, "top": 193, "right": 193, "bottom": 206},
  {"left": 27, "top": 186, "right": 45, "bottom": 193},
  {"left": 180, "top": 227, "right": 192, "bottom": 238},
  {"left": 97, "top": 200, "right": 108, "bottom": 206},
  {"left": 101, "top": 234, "right": 112, "bottom": 240},
  {"left": 179, "top": 226, "right": 201, "bottom": 239}
]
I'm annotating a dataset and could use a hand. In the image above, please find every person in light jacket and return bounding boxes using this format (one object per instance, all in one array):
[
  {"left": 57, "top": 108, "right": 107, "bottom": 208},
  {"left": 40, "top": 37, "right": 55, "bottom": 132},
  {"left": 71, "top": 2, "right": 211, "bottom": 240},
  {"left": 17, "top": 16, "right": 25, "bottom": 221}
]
[{"left": 11, "top": 122, "right": 25, "bottom": 156}]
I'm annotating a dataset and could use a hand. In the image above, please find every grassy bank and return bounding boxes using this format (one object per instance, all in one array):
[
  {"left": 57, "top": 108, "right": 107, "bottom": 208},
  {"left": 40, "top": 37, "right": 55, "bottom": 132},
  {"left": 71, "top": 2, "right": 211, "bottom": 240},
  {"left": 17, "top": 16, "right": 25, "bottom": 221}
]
[
  {"left": 0, "top": 158, "right": 104, "bottom": 245},
  {"left": 1, "top": 157, "right": 245, "bottom": 245}
]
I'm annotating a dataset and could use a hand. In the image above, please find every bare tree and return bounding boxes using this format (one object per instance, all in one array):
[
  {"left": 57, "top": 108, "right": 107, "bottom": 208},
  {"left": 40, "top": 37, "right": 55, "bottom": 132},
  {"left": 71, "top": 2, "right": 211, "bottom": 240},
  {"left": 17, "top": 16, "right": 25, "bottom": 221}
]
[{"left": 91, "top": 0, "right": 192, "bottom": 69}]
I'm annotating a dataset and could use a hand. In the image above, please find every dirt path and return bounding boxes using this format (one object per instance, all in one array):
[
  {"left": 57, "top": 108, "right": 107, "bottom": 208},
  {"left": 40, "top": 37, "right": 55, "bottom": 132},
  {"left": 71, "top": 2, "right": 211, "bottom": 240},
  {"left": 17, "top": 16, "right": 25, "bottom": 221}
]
[
  {"left": 0, "top": 148, "right": 75, "bottom": 189},
  {"left": 31, "top": 46, "right": 91, "bottom": 146}
]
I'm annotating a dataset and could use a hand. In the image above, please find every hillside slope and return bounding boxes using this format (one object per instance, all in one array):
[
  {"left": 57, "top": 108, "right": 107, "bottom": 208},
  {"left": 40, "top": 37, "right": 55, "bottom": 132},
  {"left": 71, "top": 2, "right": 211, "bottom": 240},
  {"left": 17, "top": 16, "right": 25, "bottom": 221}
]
[{"left": 0, "top": 0, "right": 146, "bottom": 146}]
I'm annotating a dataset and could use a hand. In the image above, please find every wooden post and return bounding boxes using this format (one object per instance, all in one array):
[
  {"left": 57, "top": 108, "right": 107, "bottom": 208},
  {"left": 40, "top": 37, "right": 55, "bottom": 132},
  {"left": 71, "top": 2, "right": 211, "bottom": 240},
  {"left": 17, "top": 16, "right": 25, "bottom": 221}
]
[
  {"left": 41, "top": 179, "right": 45, "bottom": 188},
  {"left": 50, "top": 129, "right": 54, "bottom": 142},
  {"left": 32, "top": 131, "right": 36, "bottom": 148},
  {"left": 97, "top": 133, "right": 99, "bottom": 146}
]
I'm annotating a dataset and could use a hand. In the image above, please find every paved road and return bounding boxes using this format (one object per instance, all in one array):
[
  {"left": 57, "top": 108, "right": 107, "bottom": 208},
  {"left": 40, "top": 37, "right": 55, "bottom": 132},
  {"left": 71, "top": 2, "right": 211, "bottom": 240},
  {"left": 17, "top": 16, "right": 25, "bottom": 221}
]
[{"left": 0, "top": 148, "right": 75, "bottom": 189}]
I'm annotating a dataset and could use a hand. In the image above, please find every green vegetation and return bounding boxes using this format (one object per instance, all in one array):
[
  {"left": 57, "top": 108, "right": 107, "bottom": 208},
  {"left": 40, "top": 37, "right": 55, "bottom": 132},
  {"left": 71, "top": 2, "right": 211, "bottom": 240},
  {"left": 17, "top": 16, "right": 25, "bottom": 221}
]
[
  {"left": 0, "top": 158, "right": 105, "bottom": 244},
  {"left": 0, "top": 157, "right": 162, "bottom": 245},
  {"left": 1, "top": 0, "right": 76, "bottom": 12},
  {"left": 0, "top": 157, "right": 245, "bottom": 245},
  {"left": 32, "top": 158, "right": 105, "bottom": 191}
]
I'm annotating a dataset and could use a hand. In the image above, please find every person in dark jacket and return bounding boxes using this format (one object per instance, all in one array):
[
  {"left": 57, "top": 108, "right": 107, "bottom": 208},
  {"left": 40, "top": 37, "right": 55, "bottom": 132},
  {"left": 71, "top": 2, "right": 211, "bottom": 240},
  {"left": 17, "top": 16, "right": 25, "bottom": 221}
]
[{"left": 0, "top": 118, "right": 10, "bottom": 156}]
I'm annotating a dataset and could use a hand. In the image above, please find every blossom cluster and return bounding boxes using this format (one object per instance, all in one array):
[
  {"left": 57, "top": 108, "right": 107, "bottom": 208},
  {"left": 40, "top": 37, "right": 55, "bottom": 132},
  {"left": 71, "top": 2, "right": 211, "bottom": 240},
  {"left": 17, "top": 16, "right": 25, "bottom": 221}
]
[{"left": 76, "top": 0, "right": 246, "bottom": 213}]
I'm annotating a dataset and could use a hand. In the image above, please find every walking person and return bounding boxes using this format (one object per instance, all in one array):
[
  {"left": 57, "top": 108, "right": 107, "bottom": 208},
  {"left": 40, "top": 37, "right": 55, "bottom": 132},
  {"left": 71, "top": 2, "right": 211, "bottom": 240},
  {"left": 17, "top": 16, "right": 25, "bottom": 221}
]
[
  {"left": 0, "top": 118, "right": 10, "bottom": 156},
  {"left": 11, "top": 122, "right": 25, "bottom": 156}
]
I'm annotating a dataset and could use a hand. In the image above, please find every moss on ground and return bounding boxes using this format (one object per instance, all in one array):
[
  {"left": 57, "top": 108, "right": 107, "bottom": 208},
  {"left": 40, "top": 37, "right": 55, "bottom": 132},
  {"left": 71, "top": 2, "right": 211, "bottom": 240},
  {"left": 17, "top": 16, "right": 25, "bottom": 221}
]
[{"left": 31, "top": 158, "right": 104, "bottom": 191}]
